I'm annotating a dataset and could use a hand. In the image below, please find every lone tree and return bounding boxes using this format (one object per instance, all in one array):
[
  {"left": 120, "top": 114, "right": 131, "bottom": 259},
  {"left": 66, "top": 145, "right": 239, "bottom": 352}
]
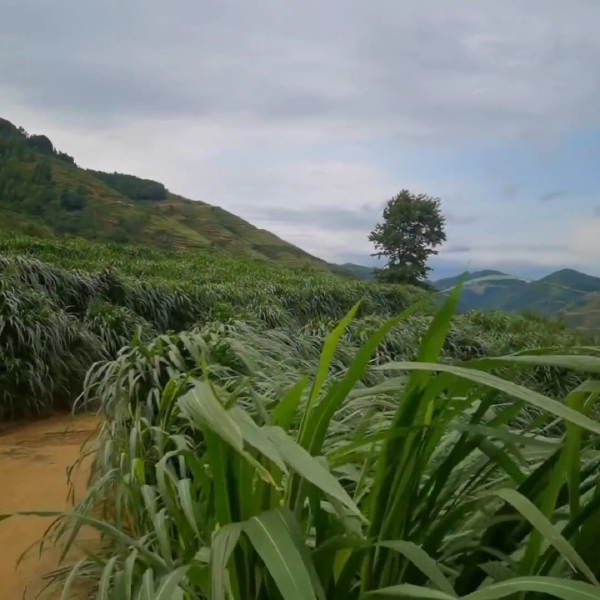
[{"left": 369, "top": 189, "right": 446, "bottom": 286}]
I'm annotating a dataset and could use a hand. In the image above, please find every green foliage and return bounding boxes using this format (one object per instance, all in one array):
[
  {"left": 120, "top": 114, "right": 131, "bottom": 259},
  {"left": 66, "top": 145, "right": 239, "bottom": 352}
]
[
  {"left": 370, "top": 190, "right": 446, "bottom": 286},
  {"left": 0, "top": 118, "right": 91, "bottom": 235},
  {"left": 59, "top": 186, "right": 89, "bottom": 211},
  {"left": 0, "top": 237, "right": 423, "bottom": 419},
  {"left": 20, "top": 290, "right": 600, "bottom": 600},
  {"left": 88, "top": 170, "right": 168, "bottom": 201}
]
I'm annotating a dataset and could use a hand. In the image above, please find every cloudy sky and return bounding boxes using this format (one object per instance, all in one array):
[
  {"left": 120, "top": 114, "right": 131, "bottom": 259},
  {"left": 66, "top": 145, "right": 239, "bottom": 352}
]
[{"left": 2, "top": 0, "right": 600, "bottom": 278}]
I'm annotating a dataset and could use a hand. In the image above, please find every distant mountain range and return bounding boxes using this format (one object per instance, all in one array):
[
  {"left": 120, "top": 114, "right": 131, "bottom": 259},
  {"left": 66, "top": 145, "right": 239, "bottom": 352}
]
[
  {"left": 433, "top": 268, "right": 600, "bottom": 331},
  {"left": 339, "top": 263, "right": 600, "bottom": 330}
]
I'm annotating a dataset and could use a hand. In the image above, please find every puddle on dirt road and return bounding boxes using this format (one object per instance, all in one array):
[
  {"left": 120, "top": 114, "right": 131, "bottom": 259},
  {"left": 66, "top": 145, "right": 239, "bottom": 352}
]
[{"left": 0, "top": 414, "right": 99, "bottom": 600}]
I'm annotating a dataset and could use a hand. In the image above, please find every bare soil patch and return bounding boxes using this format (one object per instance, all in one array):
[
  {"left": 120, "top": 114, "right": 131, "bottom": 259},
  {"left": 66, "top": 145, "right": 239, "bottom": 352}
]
[{"left": 0, "top": 414, "right": 99, "bottom": 599}]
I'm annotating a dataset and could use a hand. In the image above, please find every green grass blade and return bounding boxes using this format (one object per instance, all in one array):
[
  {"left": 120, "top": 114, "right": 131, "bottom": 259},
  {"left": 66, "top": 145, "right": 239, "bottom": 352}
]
[
  {"left": 366, "top": 583, "right": 455, "bottom": 599},
  {"left": 59, "top": 559, "right": 87, "bottom": 600},
  {"left": 243, "top": 509, "right": 317, "bottom": 600},
  {"left": 481, "top": 354, "right": 600, "bottom": 373},
  {"left": 98, "top": 556, "right": 118, "bottom": 600},
  {"left": 278, "top": 508, "right": 328, "bottom": 600},
  {"left": 178, "top": 381, "right": 244, "bottom": 453},
  {"left": 137, "top": 569, "right": 155, "bottom": 600},
  {"left": 211, "top": 523, "right": 243, "bottom": 600},
  {"left": 299, "top": 298, "right": 426, "bottom": 458},
  {"left": 154, "top": 566, "right": 188, "bottom": 600},
  {"left": 266, "top": 426, "right": 363, "bottom": 519},
  {"left": 494, "top": 488, "right": 598, "bottom": 584},
  {"left": 271, "top": 376, "right": 309, "bottom": 431},
  {"left": 306, "top": 301, "right": 360, "bottom": 411},
  {"left": 463, "top": 578, "right": 600, "bottom": 600},
  {"left": 369, "top": 579, "right": 600, "bottom": 600},
  {"left": 376, "top": 362, "right": 600, "bottom": 435},
  {"left": 378, "top": 541, "right": 457, "bottom": 596},
  {"left": 230, "top": 406, "right": 287, "bottom": 472}
]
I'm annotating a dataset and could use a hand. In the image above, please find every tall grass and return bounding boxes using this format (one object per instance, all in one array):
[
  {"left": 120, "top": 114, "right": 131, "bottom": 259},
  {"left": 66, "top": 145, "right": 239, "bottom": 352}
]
[{"left": 19, "top": 287, "right": 600, "bottom": 600}]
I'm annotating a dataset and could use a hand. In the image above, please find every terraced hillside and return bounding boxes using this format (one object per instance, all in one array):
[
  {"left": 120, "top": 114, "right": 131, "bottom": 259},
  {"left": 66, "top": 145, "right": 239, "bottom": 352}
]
[{"left": 0, "top": 117, "right": 345, "bottom": 273}]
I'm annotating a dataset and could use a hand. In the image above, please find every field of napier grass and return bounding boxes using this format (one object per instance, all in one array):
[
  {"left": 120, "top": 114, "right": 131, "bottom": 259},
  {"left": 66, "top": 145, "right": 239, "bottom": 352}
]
[{"left": 3, "top": 235, "right": 600, "bottom": 599}]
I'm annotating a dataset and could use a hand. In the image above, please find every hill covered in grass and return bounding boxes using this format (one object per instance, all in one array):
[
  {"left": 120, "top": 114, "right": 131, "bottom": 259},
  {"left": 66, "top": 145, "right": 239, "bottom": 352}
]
[{"left": 0, "top": 117, "right": 345, "bottom": 273}]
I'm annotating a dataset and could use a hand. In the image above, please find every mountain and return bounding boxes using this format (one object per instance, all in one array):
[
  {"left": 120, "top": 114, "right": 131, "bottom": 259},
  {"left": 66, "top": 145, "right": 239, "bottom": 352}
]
[
  {"left": 336, "top": 263, "right": 375, "bottom": 280},
  {"left": 539, "top": 268, "right": 600, "bottom": 293},
  {"left": 431, "top": 270, "right": 527, "bottom": 312},
  {"left": 0, "top": 117, "right": 342, "bottom": 273},
  {"left": 433, "top": 267, "right": 600, "bottom": 331},
  {"left": 433, "top": 270, "right": 515, "bottom": 291}
]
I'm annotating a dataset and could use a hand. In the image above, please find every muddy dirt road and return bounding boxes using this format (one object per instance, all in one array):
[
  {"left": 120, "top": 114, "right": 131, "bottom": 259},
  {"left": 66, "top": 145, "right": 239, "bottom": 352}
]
[{"left": 0, "top": 415, "right": 99, "bottom": 600}]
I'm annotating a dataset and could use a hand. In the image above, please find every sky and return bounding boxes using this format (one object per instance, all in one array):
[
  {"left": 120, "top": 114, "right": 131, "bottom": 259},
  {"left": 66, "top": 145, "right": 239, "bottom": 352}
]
[{"left": 2, "top": 0, "right": 600, "bottom": 279}]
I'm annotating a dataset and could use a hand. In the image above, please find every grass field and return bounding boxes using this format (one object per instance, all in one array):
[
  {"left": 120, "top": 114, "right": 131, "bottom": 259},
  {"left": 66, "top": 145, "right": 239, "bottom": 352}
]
[{"left": 3, "top": 236, "right": 600, "bottom": 599}]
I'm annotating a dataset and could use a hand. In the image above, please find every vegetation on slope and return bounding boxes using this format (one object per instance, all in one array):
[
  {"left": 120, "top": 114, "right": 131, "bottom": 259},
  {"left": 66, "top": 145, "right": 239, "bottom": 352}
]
[
  {"left": 86, "top": 170, "right": 168, "bottom": 201},
  {"left": 1, "top": 235, "right": 599, "bottom": 598},
  {"left": 3, "top": 119, "right": 600, "bottom": 597},
  {"left": 0, "top": 117, "right": 336, "bottom": 271}
]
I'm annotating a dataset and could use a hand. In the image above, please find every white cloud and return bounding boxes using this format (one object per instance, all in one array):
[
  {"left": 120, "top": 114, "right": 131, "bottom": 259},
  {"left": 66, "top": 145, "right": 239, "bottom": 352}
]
[{"left": 3, "top": 0, "right": 600, "bottom": 143}]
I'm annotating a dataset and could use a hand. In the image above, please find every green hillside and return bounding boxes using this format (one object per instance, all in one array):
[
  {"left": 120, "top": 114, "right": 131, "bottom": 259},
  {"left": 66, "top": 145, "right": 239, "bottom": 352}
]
[
  {"left": 0, "top": 234, "right": 584, "bottom": 422},
  {"left": 0, "top": 116, "right": 341, "bottom": 272},
  {"left": 539, "top": 268, "right": 600, "bottom": 293}
]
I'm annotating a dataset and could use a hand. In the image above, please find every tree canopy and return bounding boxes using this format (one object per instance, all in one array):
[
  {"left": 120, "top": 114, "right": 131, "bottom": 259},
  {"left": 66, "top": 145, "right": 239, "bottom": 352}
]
[{"left": 369, "top": 189, "right": 446, "bottom": 286}]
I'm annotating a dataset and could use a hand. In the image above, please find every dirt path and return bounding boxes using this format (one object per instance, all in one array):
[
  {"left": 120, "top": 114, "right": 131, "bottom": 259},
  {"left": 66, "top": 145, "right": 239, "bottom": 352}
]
[{"left": 0, "top": 414, "right": 99, "bottom": 600}]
